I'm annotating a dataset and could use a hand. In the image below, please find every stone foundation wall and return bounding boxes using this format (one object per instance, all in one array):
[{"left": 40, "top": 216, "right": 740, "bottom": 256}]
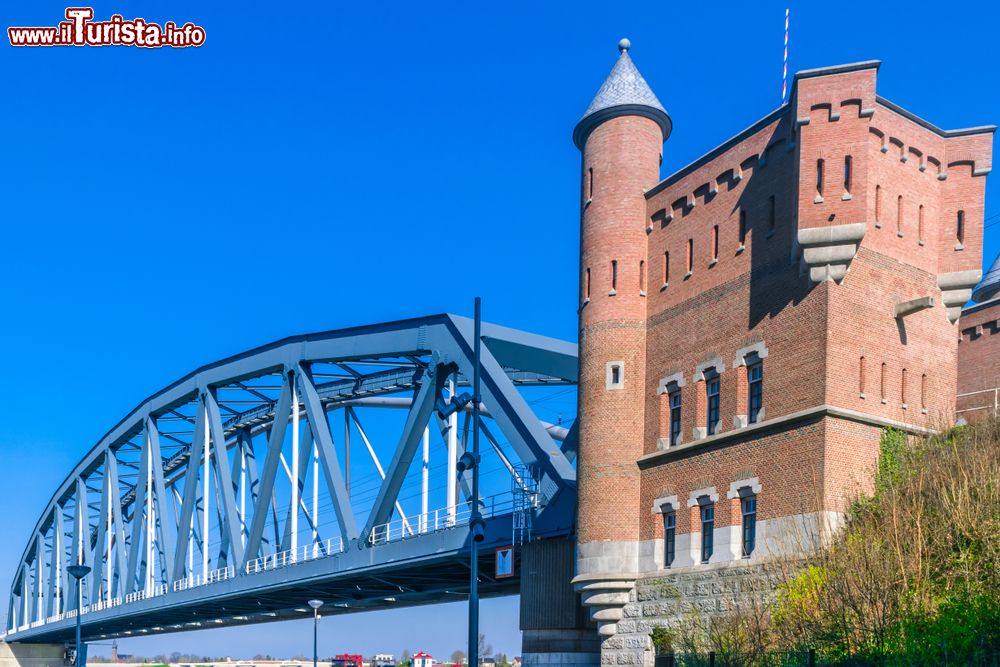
[{"left": 600, "top": 562, "right": 780, "bottom": 666}]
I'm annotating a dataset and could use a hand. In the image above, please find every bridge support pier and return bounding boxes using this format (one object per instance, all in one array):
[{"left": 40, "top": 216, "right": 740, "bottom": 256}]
[
  {"left": 0, "top": 642, "right": 65, "bottom": 667},
  {"left": 519, "top": 539, "right": 599, "bottom": 667}
]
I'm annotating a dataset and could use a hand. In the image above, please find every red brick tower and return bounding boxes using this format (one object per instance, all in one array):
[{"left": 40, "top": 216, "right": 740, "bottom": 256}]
[{"left": 571, "top": 38, "right": 672, "bottom": 636}]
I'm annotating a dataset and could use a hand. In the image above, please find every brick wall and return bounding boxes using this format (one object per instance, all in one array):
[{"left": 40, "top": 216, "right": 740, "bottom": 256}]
[{"left": 957, "top": 299, "right": 1000, "bottom": 420}]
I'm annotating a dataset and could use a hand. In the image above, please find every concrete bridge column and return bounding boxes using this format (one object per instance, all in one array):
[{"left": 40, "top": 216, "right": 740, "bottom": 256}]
[
  {"left": 519, "top": 539, "right": 599, "bottom": 667},
  {"left": 0, "top": 642, "right": 66, "bottom": 667}
]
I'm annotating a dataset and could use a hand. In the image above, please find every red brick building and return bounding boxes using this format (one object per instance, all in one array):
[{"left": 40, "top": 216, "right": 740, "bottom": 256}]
[
  {"left": 569, "top": 39, "right": 994, "bottom": 649},
  {"left": 957, "top": 255, "right": 1000, "bottom": 420}
]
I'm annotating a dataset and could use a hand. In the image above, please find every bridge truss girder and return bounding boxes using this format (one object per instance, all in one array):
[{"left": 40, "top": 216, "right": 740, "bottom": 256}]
[{"left": 6, "top": 314, "right": 577, "bottom": 642}]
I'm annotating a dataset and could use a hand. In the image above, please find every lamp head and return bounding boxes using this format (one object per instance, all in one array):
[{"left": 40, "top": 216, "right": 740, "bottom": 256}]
[
  {"left": 307, "top": 599, "right": 324, "bottom": 610},
  {"left": 67, "top": 564, "right": 91, "bottom": 580},
  {"left": 455, "top": 452, "right": 478, "bottom": 474}
]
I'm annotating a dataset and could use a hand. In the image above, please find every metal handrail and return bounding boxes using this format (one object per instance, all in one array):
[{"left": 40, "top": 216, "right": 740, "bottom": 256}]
[{"left": 15, "top": 492, "right": 520, "bottom": 631}]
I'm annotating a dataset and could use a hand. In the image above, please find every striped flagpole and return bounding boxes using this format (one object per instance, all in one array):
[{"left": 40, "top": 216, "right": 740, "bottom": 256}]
[{"left": 782, "top": 8, "right": 789, "bottom": 103}]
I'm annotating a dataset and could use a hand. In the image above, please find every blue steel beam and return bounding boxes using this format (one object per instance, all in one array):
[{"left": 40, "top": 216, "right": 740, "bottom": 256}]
[{"left": 7, "top": 315, "right": 578, "bottom": 638}]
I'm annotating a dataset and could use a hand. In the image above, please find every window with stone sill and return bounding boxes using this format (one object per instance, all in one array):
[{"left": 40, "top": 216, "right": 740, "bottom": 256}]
[
  {"left": 662, "top": 509, "right": 676, "bottom": 568},
  {"left": 748, "top": 362, "right": 763, "bottom": 424},
  {"left": 699, "top": 498, "right": 714, "bottom": 563},
  {"left": 741, "top": 493, "right": 757, "bottom": 558},
  {"left": 706, "top": 376, "right": 720, "bottom": 435}
]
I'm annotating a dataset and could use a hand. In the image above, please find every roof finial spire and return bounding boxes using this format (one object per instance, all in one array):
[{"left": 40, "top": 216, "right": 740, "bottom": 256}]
[{"left": 618, "top": 38, "right": 630, "bottom": 54}]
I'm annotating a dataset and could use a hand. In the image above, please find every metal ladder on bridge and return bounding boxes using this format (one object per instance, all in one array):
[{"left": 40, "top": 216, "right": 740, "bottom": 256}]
[{"left": 512, "top": 465, "right": 537, "bottom": 545}]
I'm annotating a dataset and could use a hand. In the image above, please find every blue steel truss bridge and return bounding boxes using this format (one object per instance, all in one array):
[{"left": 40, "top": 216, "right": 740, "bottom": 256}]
[{"left": 4, "top": 315, "right": 578, "bottom": 643}]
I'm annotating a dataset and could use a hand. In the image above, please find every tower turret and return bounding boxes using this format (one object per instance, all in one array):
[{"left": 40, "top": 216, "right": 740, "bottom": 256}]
[{"left": 572, "top": 39, "right": 670, "bottom": 637}]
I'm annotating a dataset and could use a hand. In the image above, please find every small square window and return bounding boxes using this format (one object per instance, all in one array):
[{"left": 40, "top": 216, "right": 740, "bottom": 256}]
[{"left": 606, "top": 362, "right": 624, "bottom": 390}]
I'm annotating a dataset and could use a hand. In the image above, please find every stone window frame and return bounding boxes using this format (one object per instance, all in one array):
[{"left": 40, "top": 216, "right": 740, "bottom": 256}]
[
  {"left": 656, "top": 372, "right": 686, "bottom": 449},
  {"left": 687, "top": 488, "right": 718, "bottom": 564},
  {"left": 606, "top": 361, "right": 625, "bottom": 390},
  {"left": 732, "top": 342, "right": 769, "bottom": 427},
  {"left": 727, "top": 478, "right": 762, "bottom": 559},
  {"left": 692, "top": 358, "right": 724, "bottom": 440},
  {"left": 652, "top": 495, "right": 679, "bottom": 570}
]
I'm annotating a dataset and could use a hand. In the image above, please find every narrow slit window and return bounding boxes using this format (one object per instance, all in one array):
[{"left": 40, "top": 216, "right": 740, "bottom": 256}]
[
  {"left": 739, "top": 209, "right": 747, "bottom": 247},
  {"left": 859, "top": 356, "right": 866, "bottom": 395},
  {"left": 585, "top": 268, "right": 591, "bottom": 300},
  {"left": 844, "top": 155, "right": 852, "bottom": 193},
  {"left": 587, "top": 167, "right": 594, "bottom": 200},
  {"left": 663, "top": 251, "right": 670, "bottom": 285},
  {"left": 686, "top": 239, "right": 693, "bottom": 273},
  {"left": 611, "top": 260, "right": 618, "bottom": 292},
  {"left": 711, "top": 225, "right": 719, "bottom": 261},
  {"left": 901, "top": 368, "right": 908, "bottom": 406},
  {"left": 957, "top": 210, "right": 965, "bottom": 245},
  {"left": 876, "top": 185, "right": 882, "bottom": 223},
  {"left": 881, "top": 362, "right": 887, "bottom": 400},
  {"left": 816, "top": 159, "right": 825, "bottom": 195},
  {"left": 897, "top": 196, "right": 904, "bottom": 235},
  {"left": 639, "top": 260, "right": 646, "bottom": 293},
  {"left": 768, "top": 195, "right": 776, "bottom": 233},
  {"left": 918, "top": 205, "right": 925, "bottom": 243},
  {"left": 921, "top": 374, "right": 927, "bottom": 410}
]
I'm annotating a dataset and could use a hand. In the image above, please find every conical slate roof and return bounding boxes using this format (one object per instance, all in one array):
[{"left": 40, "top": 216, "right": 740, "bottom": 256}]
[
  {"left": 573, "top": 39, "right": 672, "bottom": 149},
  {"left": 972, "top": 252, "right": 1000, "bottom": 302}
]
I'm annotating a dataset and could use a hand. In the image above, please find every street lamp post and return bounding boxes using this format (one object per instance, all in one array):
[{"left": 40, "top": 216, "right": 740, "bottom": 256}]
[
  {"left": 435, "top": 299, "right": 485, "bottom": 667},
  {"left": 67, "top": 564, "right": 91, "bottom": 667},
  {"left": 308, "top": 599, "right": 323, "bottom": 667},
  {"left": 468, "top": 298, "right": 483, "bottom": 667}
]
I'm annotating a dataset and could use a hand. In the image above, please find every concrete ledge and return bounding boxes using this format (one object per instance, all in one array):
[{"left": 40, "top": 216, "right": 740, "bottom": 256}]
[{"left": 638, "top": 404, "right": 936, "bottom": 468}]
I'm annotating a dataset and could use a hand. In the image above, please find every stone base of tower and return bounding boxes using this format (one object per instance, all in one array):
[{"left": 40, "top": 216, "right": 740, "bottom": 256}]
[
  {"left": 590, "top": 561, "right": 787, "bottom": 667},
  {"left": 0, "top": 641, "right": 66, "bottom": 667},
  {"left": 520, "top": 539, "right": 600, "bottom": 667}
]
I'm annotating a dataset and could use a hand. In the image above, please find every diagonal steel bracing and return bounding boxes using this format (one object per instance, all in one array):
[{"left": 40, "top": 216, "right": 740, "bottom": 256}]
[{"left": 7, "top": 315, "right": 577, "bottom": 639}]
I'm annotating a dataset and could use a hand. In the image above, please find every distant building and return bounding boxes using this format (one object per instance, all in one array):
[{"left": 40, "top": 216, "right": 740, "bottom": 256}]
[
  {"left": 372, "top": 655, "right": 395, "bottom": 667},
  {"left": 411, "top": 652, "right": 434, "bottom": 667},
  {"left": 332, "top": 655, "right": 363, "bottom": 667}
]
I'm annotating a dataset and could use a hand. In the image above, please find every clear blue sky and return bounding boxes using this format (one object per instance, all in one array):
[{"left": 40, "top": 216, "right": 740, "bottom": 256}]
[{"left": 1, "top": 0, "right": 996, "bottom": 660}]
